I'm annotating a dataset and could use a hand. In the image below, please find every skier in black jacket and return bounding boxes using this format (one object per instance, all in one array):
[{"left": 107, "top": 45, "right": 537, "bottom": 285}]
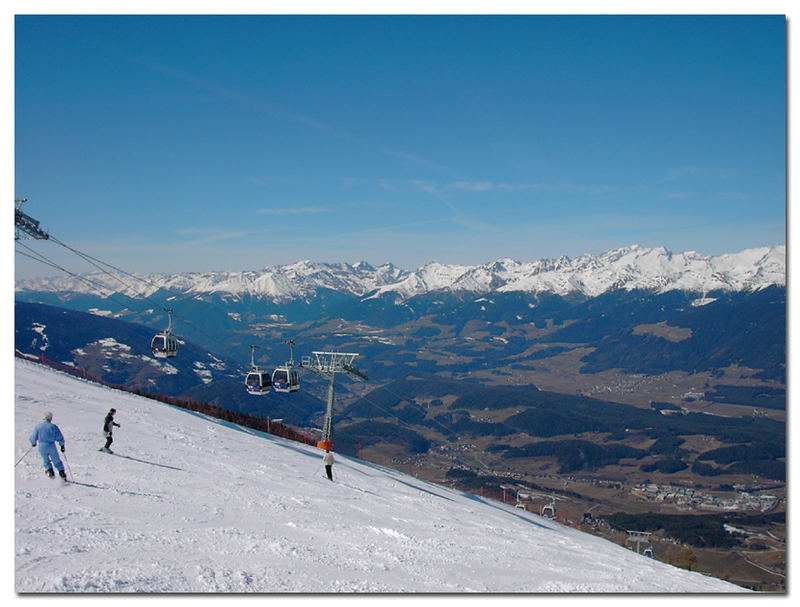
[{"left": 101, "top": 408, "right": 120, "bottom": 453}]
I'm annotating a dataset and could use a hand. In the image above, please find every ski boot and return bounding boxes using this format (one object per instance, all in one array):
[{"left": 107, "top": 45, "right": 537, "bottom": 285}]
[
  {"left": 58, "top": 469, "right": 67, "bottom": 483},
  {"left": 44, "top": 468, "right": 54, "bottom": 479}
]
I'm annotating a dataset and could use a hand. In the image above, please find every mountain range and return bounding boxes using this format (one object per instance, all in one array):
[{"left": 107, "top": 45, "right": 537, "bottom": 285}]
[
  {"left": 14, "top": 243, "right": 787, "bottom": 404},
  {"left": 16, "top": 244, "right": 786, "bottom": 303}
]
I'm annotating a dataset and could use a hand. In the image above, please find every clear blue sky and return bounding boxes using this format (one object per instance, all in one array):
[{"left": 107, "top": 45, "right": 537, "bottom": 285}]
[{"left": 14, "top": 14, "right": 786, "bottom": 278}]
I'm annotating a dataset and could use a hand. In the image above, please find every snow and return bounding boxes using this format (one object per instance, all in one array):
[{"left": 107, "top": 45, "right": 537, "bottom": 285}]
[
  {"left": 16, "top": 245, "right": 785, "bottom": 305},
  {"left": 192, "top": 362, "right": 214, "bottom": 384},
  {"left": 30, "top": 323, "right": 48, "bottom": 352},
  {"left": 13, "top": 359, "right": 745, "bottom": 593},
  {"left": 87, "top": 308, "right": 115, "bottom": 317}
]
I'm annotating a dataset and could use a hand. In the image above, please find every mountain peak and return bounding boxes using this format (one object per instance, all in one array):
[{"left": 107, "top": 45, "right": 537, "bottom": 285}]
[{"left": 15, "top": 245, "right": 785, "bottom": 304}]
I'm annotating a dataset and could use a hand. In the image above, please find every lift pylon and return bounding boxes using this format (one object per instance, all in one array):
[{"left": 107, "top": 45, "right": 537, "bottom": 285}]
[
  {"left": 626, "top": 530, "right": 653, "bottom": 555},
  {"left": 301, "top": 351, "right": 368, "bottom": 450},
  {"left": 15, "top": 199, "right": 50, "bottom": 241}
]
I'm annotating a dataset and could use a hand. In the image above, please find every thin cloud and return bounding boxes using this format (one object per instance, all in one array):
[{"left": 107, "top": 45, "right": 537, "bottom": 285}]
[
  {"left": 256, "top": 206, "right": 331, "bottom": 215},
  {"left": 381, "top": 147, "right": 452, "bottom": 174},
  {"left": 446, "top": 181, "right": 532, "bottom": 192},
  {"left": 661, "top": 167, "right": 701, "bottom": 182},
  {"left": 447, "top": 181, "right": 495, "bottom": 191},
  {"left": 717, "top": 191, "right": 750, "bottom": 201},
  {"left": 179, "top": 229, "right": 256, "bottom": 246},
  {"left": 340, "top": 177, "right": 370, "bottom": 187},
  {"left": 376, "top": 179, "right": 444, "bottom": 197},
  {"left": 129, "top": 56, "right": 363, "bottom": 144},
  {"left": 132, "top": 56, "right": 453, "bottom": 177}
]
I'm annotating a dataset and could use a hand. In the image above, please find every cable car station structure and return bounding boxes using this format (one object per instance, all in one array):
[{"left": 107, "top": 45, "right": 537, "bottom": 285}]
[{"left": 302, "top": 351, "right": 368, "bottom": 451}]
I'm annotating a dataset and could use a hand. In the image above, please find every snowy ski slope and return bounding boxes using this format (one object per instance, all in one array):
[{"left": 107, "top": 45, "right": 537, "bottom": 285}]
[{"left": 13, "top": 359, "right": 744, "bottom": 593}]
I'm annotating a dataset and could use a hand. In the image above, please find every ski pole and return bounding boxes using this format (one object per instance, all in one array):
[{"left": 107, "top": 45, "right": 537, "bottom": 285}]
[
  {"left": 15, "top": 445, "right": 34, "bottom": 468},
  {"left": 61, "top": 450, "right": 73, "bottom": 481}
]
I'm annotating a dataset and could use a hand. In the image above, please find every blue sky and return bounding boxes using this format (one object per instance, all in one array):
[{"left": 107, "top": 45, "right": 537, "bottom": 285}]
[{"left": 14, "top": 14, "right": 786, "bottom": 278}]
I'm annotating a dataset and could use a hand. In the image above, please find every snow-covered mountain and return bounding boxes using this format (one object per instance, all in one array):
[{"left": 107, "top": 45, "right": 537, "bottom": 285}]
[
  {"left": 370, "top": 245, "right": 786, "bottom": 301},
  {"left": 14, "top": 359, "right": 744, "bottom": 592},
  {"left": 16, "top": 260, "right": 405, "bottom": 304},
  {"left": 15, "top": 244, "right": 785, "bottom": 304}
]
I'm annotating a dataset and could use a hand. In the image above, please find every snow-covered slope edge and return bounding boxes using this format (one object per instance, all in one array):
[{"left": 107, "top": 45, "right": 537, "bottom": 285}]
[{"left": 14, "top": 359, "right": 744, "bottom": 593}]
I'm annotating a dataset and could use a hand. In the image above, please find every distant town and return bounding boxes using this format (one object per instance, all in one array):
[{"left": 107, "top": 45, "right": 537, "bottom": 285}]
[{"left": 631, "top": 482, "right": 780, "bottom": 513}]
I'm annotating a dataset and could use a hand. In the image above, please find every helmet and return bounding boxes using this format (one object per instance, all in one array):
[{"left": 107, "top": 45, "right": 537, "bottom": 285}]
[{"left": 43, "top": 411, "right": 53, "bottom": 421}]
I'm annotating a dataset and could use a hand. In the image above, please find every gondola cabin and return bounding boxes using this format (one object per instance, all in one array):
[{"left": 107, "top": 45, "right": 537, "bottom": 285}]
[
  {"left": 245, "top": 369, "right": 271, "bottom": 395},
  {"left": 151, "top": 333, "right": 178, "bottom": 358},
  {"left": 151, "top": 308, "right": 178, "bottom": 358},
  {"left": 272, "top": 339, "right": 300, "bottom": 393},
  {"left": 245, "top": 345, "right": 270, "bottom": 395},
  {"left": 272, "top": 366, "right": 300, "bottom": 393}
]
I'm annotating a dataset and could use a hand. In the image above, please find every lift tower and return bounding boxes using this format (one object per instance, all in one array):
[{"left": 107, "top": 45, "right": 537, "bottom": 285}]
[
  {"left": 626, "top": 530, "right": 653, "bottom": 556},
  {"left": 15, "top": 199, "right": 50, "bottom": 240},
  {"left": 301, "top": 351, "right": 368, "bottom": 450}
]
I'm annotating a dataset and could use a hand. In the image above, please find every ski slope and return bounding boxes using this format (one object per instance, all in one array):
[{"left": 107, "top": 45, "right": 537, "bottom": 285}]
[{"left": 13, "top": 359, "right": 744, "bottom": 593}]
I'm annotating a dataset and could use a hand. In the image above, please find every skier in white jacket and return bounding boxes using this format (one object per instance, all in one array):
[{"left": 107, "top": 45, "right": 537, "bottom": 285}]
[{"left": 323, "top": 450, "right": 334, "bottom": 481}]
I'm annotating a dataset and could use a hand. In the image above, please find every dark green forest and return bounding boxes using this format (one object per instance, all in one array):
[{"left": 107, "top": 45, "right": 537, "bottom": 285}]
[{"left": 603, "top": 511, "right": 785, "bottom": 549}]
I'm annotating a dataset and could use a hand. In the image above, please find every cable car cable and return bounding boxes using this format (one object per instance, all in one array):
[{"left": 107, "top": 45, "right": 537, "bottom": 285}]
[
  {"left": 49, "top": 236, "right": 216, "bottom": 342},
  {"left": 50, "top": 235, "right": 222, "bottom": 322},
  {"left": 17, "top": 246, "right": 185, "bottom": 361},
  {"left": 17, "top": 240, "right": 240, "bottom": 366},
  {"left": 21, "top": 237, "right": 172, "bottom": 318},
  {"left": 15, "top": 245, "right": 140, "bottom": 312},
  {"left": 38, "top": 234, "right": 246, "bottom": 363}
]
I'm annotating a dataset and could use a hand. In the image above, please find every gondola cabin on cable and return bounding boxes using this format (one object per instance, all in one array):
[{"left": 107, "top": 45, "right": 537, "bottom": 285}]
[
  {"left": 151, "top": 333, "right": 178, "bottom": 359},
  {"left": 272, "top": 339, "right": 300, "bottom": 393},
  {"left": 151, "top": 308, "right": 178, "bottom": 358},
  {"left": 246, "top": 369, "right": 272, "bottom": 395},
  {"left": 245, "top": 345, "right": 271, "bottom": 395},
  {"left": 272, "top": 366, "right": 300, "bottom": 393}
]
